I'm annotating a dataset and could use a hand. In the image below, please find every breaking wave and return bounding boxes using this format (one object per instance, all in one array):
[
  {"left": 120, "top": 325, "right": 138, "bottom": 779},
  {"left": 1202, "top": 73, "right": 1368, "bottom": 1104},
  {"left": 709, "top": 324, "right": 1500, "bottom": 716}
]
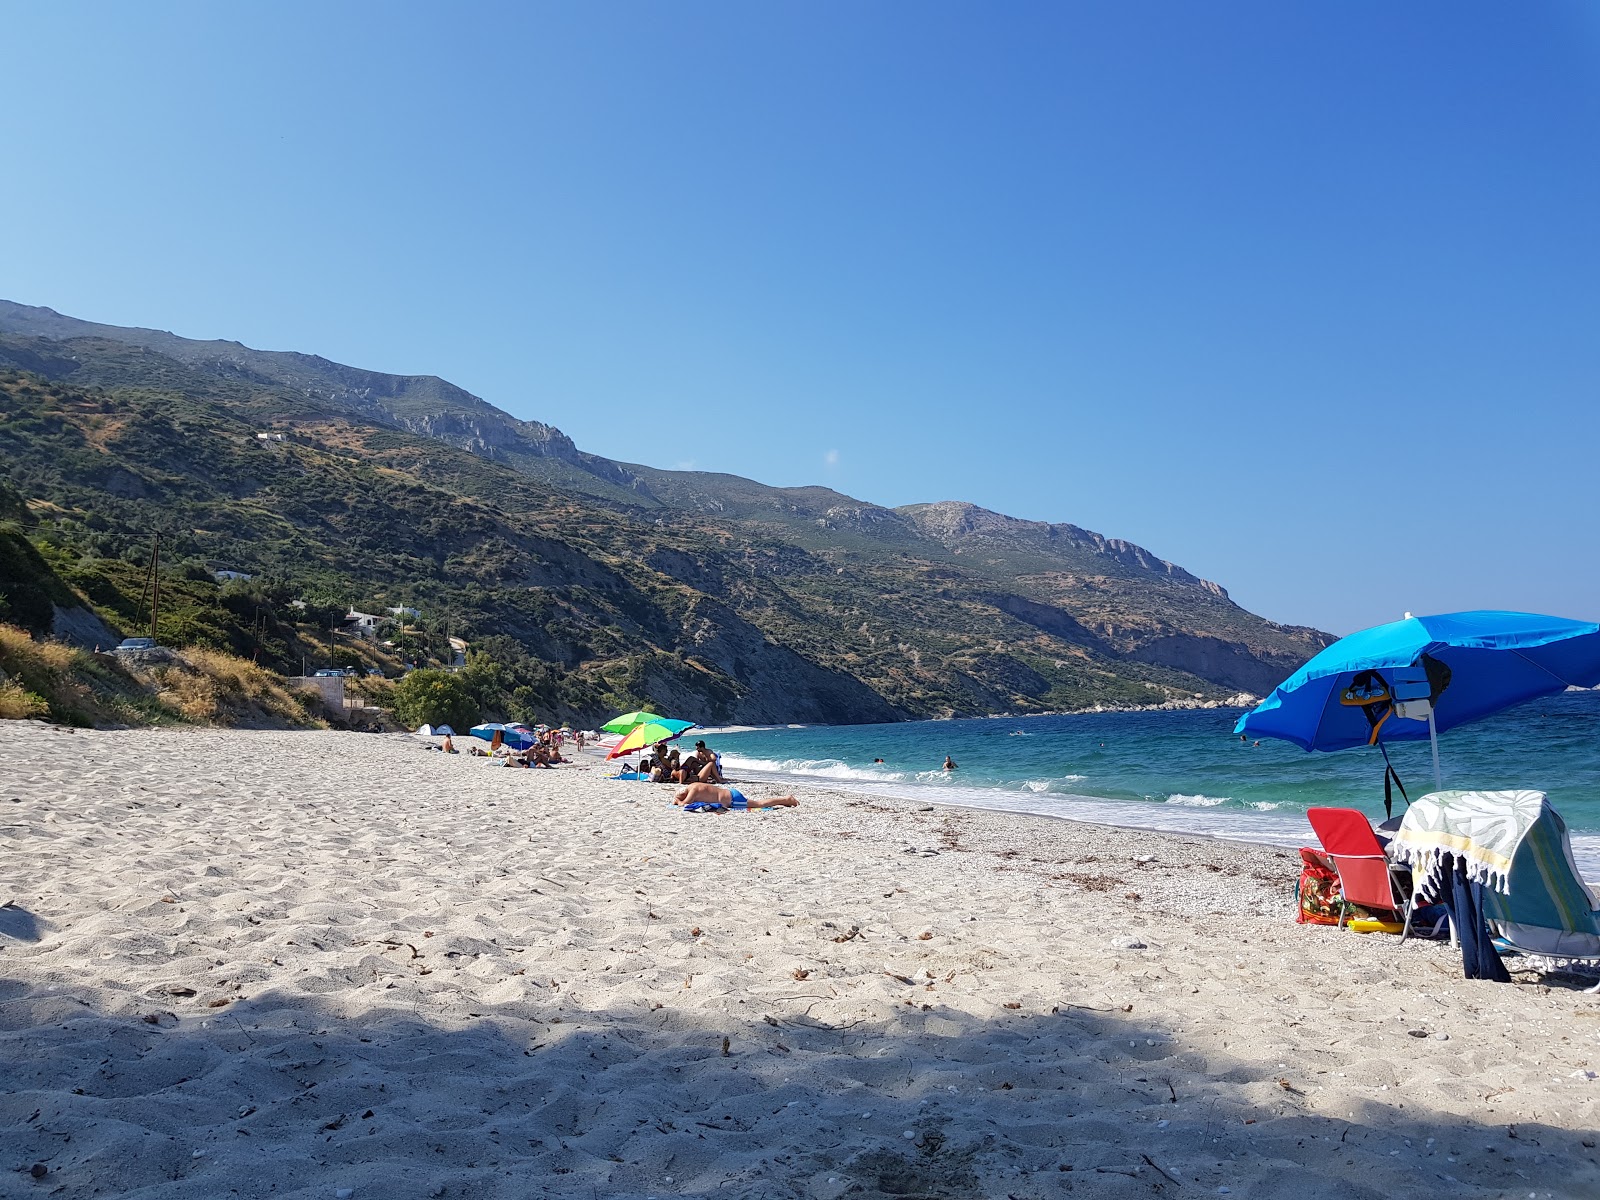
[{"left": 717, "top": 755, "right": 913, "bottom": 784}]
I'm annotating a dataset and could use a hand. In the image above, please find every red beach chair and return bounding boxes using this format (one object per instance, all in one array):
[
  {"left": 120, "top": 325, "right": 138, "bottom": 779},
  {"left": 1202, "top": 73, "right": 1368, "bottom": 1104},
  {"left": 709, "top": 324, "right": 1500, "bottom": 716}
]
[{"left": 1306, "top": 807, "right": 1413, "bottom": 932}]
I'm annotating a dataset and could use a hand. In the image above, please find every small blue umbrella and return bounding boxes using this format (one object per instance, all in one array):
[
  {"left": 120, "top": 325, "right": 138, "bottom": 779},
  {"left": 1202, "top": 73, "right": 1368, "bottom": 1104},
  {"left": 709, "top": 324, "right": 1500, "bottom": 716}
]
[
  {"left": 469, "top": 722, "right": 535, "bottom": 751},
  {"left": 1237, "top": 610, "right": 1600, "bottom": 789}
]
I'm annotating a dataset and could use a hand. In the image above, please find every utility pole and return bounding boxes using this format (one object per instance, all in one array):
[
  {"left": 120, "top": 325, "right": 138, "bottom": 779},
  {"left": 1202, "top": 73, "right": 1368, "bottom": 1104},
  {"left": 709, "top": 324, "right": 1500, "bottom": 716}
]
[
  {"left": 149, "top": 532, "right": 160, "bottom": 644},
  {"left": 138, "top": 532, "right": 163, "bottom": 644}
]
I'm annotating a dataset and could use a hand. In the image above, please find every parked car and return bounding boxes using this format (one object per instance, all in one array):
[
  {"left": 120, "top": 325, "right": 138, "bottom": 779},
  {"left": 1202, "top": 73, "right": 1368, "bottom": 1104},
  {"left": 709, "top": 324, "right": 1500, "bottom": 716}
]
[
  {"left": 312, "top": 668, "right": 342, "bottom": 677},
  {"left": 114, "top": 638, "right": 156, "bottom": 653}
]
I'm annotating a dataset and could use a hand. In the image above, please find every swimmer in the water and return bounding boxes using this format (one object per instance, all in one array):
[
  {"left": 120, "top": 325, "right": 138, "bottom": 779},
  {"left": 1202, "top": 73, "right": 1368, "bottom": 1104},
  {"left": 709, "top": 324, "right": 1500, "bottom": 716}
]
[{"left": 942, "top": 755, "right": 957, "bottom": 771}]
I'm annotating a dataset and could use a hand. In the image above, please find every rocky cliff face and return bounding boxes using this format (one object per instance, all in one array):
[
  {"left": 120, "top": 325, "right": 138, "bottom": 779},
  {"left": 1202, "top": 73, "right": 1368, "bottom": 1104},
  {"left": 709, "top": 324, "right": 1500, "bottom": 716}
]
[
  {"left": 673, "top": 595, "right": 905, "bottom": 724},
  {"left": 898, "top": 501, "right": 1225, "bottom": 594},
  {"left": 1118, "top": 632, "right": 1306, "bottom": 697}
]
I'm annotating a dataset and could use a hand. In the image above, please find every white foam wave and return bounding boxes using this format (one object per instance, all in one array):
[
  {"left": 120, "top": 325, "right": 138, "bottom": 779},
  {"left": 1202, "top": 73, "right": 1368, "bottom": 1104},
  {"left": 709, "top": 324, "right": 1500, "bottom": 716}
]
[
  {"left": 1165, "top": 793, "right": 1231, "bottom": 807},
  {"left": 718, "top": 754, "right": 910, "bottom": 783},
  {"left": 715, "top": 755, "right": 1350, "bottom": 850},
  {"left": 1022, "top": 775, "right": 1091, "bottom": 794}
]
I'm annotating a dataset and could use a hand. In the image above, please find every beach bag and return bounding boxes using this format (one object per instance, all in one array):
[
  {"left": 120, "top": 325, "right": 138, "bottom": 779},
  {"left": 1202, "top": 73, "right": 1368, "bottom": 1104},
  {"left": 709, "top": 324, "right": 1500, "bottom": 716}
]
[
  {"left": 1296, "top": 846, "right": 1408, "bottom": 926},
  {"left": 1296, "top": 847, "right": 1345, "bottom": 925}
]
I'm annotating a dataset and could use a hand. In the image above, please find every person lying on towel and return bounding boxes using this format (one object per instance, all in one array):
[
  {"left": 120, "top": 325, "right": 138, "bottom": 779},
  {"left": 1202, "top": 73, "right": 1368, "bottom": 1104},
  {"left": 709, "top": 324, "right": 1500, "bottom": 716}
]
[{"left": 673, "top": 782, "right": 798, "bottom": 812}]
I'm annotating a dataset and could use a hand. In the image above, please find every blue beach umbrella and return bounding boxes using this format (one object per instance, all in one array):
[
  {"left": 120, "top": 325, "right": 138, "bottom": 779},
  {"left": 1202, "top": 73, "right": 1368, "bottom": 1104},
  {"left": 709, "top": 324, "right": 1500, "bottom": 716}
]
[
  {"left": 1237, "top": 610, "right": 1600, "bottom": 790},
  {"left": 469, "top": 722, "right": 535, "bottom": 751}
]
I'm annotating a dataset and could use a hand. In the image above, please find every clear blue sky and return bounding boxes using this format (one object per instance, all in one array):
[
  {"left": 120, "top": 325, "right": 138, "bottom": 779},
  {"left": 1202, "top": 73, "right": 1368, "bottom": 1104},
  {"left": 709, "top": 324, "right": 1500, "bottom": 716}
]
[{"left": 4, "top": 2, "right": 1597, "bottom": 635}]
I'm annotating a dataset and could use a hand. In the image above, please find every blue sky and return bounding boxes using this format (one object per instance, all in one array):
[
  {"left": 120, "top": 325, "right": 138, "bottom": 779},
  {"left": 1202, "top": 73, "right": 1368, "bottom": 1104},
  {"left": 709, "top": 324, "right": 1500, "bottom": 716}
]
[{"left": 4, "top": 2, "right": 1597, "bottom": 634}]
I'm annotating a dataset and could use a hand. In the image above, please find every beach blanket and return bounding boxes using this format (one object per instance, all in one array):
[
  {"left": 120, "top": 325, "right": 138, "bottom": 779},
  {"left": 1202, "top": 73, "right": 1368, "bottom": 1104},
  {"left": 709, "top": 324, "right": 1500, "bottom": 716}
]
[{"left": 1388, "top": 789, "right": 1546, "bottom": 899}]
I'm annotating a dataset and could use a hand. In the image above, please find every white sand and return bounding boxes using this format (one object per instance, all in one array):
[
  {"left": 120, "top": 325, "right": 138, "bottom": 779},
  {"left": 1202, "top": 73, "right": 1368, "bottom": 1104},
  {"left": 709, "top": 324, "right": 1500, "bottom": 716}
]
[{"left": 1, "top": 722, "right": 1597, "bottom": 1199}]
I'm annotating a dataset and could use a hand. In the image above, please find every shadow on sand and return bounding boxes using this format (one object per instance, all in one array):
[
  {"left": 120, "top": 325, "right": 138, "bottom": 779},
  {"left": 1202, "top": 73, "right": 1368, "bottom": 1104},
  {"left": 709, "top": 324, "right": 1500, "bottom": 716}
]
[
  {"left": 2, "top": 967, "right": 1597, "bottom": 1200},
  {"left": 0, "top": 903, "right": 43, "bottom": 944}
]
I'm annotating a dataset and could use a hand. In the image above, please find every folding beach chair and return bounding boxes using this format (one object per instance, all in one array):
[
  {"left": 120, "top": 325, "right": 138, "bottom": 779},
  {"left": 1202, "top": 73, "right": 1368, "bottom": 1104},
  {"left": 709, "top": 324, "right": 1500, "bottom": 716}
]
[{"left": 1306, "top": 807, "right": 1414, "bottom": 933}]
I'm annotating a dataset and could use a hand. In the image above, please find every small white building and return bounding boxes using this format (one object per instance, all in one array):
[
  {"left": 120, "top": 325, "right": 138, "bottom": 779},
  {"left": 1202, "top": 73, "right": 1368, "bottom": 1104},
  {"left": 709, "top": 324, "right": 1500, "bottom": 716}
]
[
  {"left": 388, "top": 605, "right": 422, "bottom": 620},
  {"left": 214, "top": 569, "right": 253, "bottom": 582},
  {"left": 255, "top": 432, "right": 287, "bottom": 442},
  {"left": 342, "top": 610, "right": 385, "bottom": 641}
]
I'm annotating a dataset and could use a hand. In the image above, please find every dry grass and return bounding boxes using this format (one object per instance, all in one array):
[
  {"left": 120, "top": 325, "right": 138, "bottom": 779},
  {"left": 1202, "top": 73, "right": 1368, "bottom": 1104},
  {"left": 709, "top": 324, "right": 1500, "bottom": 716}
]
[
  {"left": 0, "top": 622, "right": 321, "bottom": 729},
  {"left": 142, "top": 646, "right": 319, "bottom": 728},
  {"left": 0, "top": 679, "right": 49, "bottom": 720},
  {"left": 0, "top": 624, "right": 101, "bottom": 724},
  {"left": 0, "top": 624, "right": 77, "bottom": 674}
]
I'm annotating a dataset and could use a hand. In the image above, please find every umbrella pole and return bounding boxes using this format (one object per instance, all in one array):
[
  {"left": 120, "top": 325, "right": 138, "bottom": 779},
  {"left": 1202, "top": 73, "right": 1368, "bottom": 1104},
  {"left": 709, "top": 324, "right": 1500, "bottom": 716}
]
[{"left": 1427, "top": 711, "right": 1442, "bottom": 792}]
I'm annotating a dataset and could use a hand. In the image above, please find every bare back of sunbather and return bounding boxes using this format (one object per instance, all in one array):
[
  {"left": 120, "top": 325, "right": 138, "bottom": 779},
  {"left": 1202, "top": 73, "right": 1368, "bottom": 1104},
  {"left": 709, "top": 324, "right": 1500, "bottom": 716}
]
[{"left": 673, "top": 782, "right": 797, "bottom": 810}]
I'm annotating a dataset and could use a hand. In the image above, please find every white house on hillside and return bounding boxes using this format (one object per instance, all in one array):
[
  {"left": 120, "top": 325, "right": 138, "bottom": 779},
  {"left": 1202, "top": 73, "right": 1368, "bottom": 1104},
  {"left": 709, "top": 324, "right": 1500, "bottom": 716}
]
[{"left": 342, "top": 610, "right": 384, "bottom": 640}]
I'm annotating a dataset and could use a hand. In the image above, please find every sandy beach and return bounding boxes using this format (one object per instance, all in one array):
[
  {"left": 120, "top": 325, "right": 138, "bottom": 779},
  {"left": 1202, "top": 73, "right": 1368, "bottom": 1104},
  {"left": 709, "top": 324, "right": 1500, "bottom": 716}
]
[{"left": 2, "top": 722, "right": 1597, "bottom": 1199}]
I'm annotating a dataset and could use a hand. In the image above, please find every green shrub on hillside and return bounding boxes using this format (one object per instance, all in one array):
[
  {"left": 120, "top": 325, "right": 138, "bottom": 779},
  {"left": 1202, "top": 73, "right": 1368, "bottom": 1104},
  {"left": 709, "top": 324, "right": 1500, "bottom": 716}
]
[
  {"left": 389, "top": 669, "right": 478, "bottom": 732},
  {"left": 0, "top": 527, "right": 75, "bottom": 635}
]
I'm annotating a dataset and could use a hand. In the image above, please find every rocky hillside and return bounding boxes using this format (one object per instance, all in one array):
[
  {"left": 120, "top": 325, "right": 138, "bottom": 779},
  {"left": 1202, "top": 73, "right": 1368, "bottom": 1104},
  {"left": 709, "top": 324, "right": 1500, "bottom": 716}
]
[{"left": 0, "top": 300, "right": 1329, "bottom": 725}]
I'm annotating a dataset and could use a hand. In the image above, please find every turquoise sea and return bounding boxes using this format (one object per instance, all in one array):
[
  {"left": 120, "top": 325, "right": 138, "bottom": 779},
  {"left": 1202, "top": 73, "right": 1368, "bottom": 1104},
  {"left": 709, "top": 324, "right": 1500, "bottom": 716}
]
[{"left": 707, "top": 689, "right": 1600, "bottom": 874}]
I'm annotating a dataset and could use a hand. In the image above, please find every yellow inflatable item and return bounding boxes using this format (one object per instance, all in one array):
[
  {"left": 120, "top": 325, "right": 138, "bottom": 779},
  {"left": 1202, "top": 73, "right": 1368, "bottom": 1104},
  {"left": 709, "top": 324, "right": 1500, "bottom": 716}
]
[{"left": 1345, "top": 918, "right": 1405, "bottom": 935}]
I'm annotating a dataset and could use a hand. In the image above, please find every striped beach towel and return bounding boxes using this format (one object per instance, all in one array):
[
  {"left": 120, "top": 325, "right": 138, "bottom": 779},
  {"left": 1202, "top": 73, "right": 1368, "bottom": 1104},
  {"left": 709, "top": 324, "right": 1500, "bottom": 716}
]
[
  {"left": 1388, "top": 789, "right": 1547, "bottom": 896},
  {"left": 1391, "top": 789, "right": 1600, "bottom": 965}
]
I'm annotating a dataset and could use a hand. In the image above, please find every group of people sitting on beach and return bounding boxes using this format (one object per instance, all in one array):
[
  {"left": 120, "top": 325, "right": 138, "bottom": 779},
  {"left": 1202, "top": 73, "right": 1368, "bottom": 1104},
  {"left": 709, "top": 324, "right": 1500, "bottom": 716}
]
[
  {"left": 434, "top": 724, "right": 799, "bottom": 812},
  {"left": 618, "top": 738, "right": 799, "bottom": 812},
  {"left": 637, "top": 739, "right": 724, "bottom": 785},
  {"left": 505, "top": 726, "right": 570, "bottom": 769},
  {"left": 434, "top": 726, "right": 574, "bottom": 768}
]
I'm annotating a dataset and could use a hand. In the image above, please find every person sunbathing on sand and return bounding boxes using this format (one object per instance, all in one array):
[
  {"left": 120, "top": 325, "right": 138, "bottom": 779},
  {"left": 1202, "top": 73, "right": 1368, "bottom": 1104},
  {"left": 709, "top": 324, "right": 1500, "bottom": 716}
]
[{"left": 673, "top": 782, "right": 798, "bottom": 811}]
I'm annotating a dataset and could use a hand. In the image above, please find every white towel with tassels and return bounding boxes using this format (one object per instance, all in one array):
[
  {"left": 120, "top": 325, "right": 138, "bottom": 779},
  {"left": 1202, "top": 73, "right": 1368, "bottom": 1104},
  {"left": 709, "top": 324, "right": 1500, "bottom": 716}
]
[{"left": 1388, "top": 789, "right": 1547, "bottom": 900}]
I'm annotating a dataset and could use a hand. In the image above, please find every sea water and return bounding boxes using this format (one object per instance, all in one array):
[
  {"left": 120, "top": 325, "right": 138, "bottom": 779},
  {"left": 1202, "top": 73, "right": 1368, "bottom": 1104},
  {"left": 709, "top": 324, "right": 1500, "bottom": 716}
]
[{"left": 709, "top": 689, "right": 1600, "bottom": 874}]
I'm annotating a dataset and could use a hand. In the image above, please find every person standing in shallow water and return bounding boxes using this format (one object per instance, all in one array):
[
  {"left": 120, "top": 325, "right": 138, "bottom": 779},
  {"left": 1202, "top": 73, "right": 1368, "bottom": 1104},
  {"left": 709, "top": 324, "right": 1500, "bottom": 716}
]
[{"left": 943, "top": 755, "right": 957, "bottom": 771}]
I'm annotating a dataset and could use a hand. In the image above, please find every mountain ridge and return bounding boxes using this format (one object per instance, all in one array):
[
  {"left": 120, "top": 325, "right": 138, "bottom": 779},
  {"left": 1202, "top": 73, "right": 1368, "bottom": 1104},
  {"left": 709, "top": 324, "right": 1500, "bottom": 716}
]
[
  {"left": 0, "top": 300, "right": 1232, "bottom": 595},
  {"left": 0, "top": 298, "right": 1329, "bottom": 725}
]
